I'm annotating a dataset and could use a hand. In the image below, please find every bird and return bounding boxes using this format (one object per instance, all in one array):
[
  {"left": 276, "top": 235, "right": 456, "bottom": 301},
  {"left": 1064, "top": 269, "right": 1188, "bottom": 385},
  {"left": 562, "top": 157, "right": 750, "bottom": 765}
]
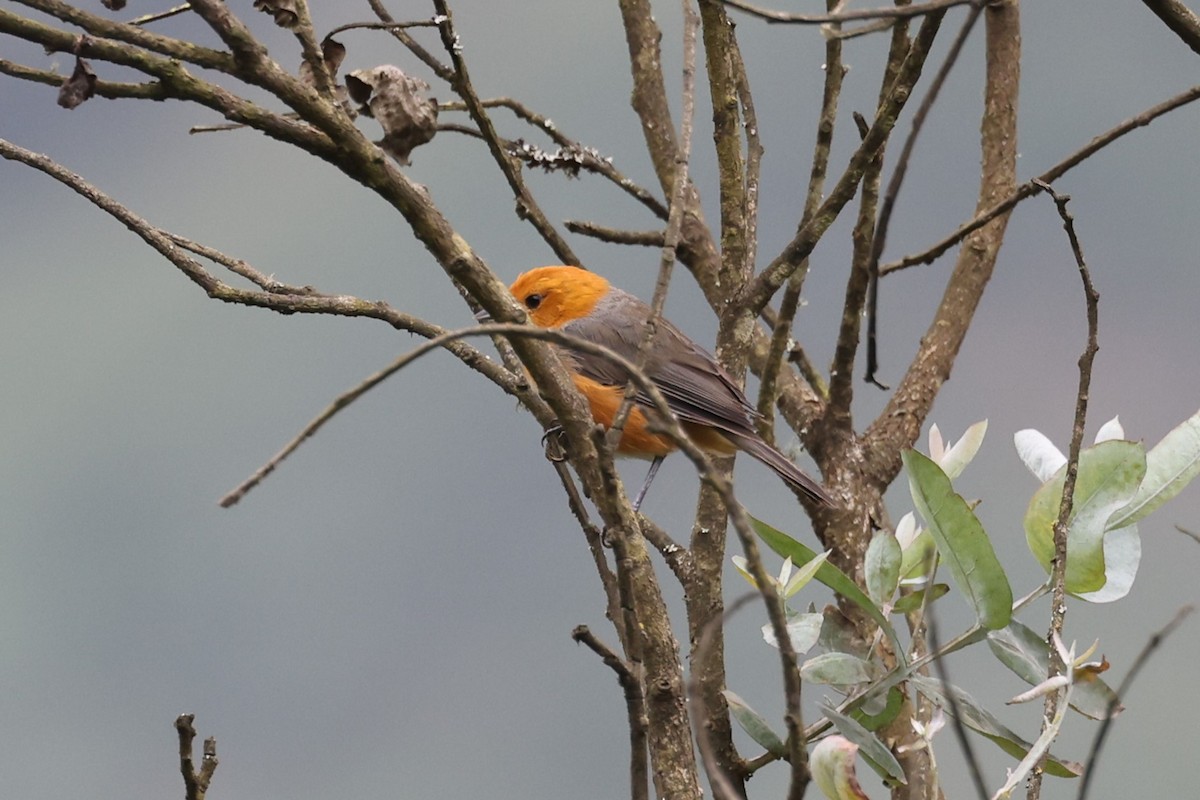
[{"left": 504, "top": 265, "right": 832, "bottom": 509}]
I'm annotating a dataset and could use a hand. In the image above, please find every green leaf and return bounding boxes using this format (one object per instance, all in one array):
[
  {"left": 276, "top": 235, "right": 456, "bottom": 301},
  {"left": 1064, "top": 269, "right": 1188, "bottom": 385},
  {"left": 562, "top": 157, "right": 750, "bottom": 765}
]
[
  {"left": 852, "top": 686, "right": 905, "bottom": 732},
  {"left": 1023, "top": 440, "right": 1146, "bottom": 593},
  {"left": 751, "top": 516, "right": 907, "bottom": 668},
  {"left": 987, "top": 620, "right": 1122, "bottom": 720},
  {"left": 820, "top": 700, "right": 907, "bottom": 785},
  {"left": 1108, "top": 410, "right": 1200, "bottom": 529},
  {"left": 890, "top": 583, "right": 950, "bottom": 614},
  {"left": 801, "top": 652, "right": 874, "bottom": 686},
  {"left": 910, "top": 676, "right": 1082, "bottom": 779},
  {"left": 866, "top": 531, "right": 902, "bottom": 607},
  {"left": 783, "top": 551, "right": 832, "bottom": 598},
  {"left": 722, "top": 690, "right": 786, "bottom": 757},
  {"left": 898, "top": 529, "right": 937, "bottom": 582},
  {"left": 904, "top": 450, "right": 1013, "bottom": 630},
  {"left": 763, "top": 611, "right": 823, "bottom": 653}
]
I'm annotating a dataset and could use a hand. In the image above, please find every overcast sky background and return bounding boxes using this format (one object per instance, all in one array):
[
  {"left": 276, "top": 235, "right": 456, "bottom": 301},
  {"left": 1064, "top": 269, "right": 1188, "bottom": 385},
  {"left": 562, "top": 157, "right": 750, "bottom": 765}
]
[{"left": 2, "top": 2, "right": 1199, "bottom": 798}]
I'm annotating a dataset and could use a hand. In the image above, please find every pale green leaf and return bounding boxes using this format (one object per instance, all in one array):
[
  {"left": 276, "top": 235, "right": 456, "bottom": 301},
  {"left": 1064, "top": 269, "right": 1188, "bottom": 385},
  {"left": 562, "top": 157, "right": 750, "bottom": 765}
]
[
  {"left": 820, "top": 700, "right": 907, "bottom": 785},
  {"left": 763, "top": 611, "right": 823, "bottom": 653},
  {"left": 1024, "top": 440, "right": 1145, "bottom": 593},
  {"left": 751, "top": 516, "right": 907, "bottom": 668},
  {"left": 722, "top": 690, "right": 786, "bottom": 756},
  {"left": 784, "top": 550, "right": 832, "bottom": 598},
  {"left": 987, "top": 619, "right": 1122, "bottom": 720},
  {"left": 891, "top": 583, "right": 950, "bottom": 614},
  {"left": 1109, "top": 410, "right": 1200, "bottom": 529},
  {"left": 801, "top": 652, "right": 874, "bottom": 685},
  {"left": 865, "top": 532, "right": 902, "bottom": 606},
  {"left": 909, "top": 676, "right": 1082, "bottom": 779},
  {"left": 899, "top": 529, "right": 937, "bottom": 582},
  {"left": 904, "top": 450, "right": 1013, "bottom": 630}
]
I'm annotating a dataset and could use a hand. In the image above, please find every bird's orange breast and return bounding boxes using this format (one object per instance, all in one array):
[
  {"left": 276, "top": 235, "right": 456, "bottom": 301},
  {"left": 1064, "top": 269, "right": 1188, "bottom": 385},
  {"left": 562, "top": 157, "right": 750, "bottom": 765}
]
[{"left": 571, "top": 374, "right": 738, "bottom": 458}]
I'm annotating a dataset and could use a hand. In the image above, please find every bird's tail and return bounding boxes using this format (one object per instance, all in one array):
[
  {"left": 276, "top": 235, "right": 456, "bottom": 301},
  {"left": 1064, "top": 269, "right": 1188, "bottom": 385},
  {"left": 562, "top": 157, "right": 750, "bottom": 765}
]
[{"left": 726, "top": 432, "right": 833, "bottom": 507}]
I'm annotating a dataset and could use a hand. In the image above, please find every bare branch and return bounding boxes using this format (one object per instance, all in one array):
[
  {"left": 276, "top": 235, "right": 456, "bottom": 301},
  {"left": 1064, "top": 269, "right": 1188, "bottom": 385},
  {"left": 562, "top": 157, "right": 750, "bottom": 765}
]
[
  {"left": 689, "top": 593, "right": 759, "bottom": 800},
  {"left": 128, "top": 3, "right": 191, "bottom": 27},
  {"left": 863, "top": 1, "right": 987, "bottom": 386},
  {"left": 1139, "top": 0, "right": 1200, "bottom": 55},
  {"left": 1026, "top": 178, "right": 1099, "bottom": 800},
  {"left": 926, "top": 611, "right": 990, "bottom": 800},
  {"left": 366, "top": 0, "right": 454, "bottom": 82},
  {"left": 573, "top": 625, "right": 650, "bottom": 800},
  {"left": 881, "top": 83, "right": 1200, "bottom": 274},
  {"left": 325, "top": 19, "right": 440, "bottom": 39},
  {"left": 11, "top": 0, "right": 233, "bottom": 70},
  {"left": 0, "top": 57, "right": 168, "bottom": 99},
  {"left": 175, "top": 714, "right": 218, "bottom": 800},
  {"left": 430, "top": 0, "right": 579, "bottom": 265},
  {"left": 758, "top": 0, "right": 846, "bottom": 432},
  {"left": 440, "top": 97, "right": 669, "bottom": 219},
  {"left": 723, "top": 0, "right": 984, "bottom": 25},
  {"left": 1078, "top": 606, "right": 1194, "bottom": 800},
  {"left": 862, "top": 2, "right": 1019, "bottom": 486},
  {"left": 564, "top": 221, "right": 666, "bottom": 247},
  {"left": 742, "top": 10, "right": 945, "bottom": 314}
]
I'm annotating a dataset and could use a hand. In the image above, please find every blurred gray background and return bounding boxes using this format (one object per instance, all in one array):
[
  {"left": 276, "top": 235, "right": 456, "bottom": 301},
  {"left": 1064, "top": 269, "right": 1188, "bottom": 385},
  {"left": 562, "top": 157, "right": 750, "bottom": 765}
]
[{"left": 2, "top": 1, "right": 1198, "bottom": 798}]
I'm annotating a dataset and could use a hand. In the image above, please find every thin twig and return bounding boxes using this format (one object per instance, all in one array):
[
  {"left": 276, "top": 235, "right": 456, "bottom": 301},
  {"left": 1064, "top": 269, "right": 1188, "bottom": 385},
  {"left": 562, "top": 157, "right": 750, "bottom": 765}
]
[
  {"left": 830, "top": 18, "right": 902, "bottom": 39},
  {"left": 1174, "top": 525, "right": 1200, "bottom": 545},
  {"left": 756, "top": 0, "right": 845, "bottom": 432},
  {"left": 606, "top": 0, "right": 699, "bottom": 449},
  {"left": 881, "top": 84, "right": 1200, "bottom": 274},
  {"left": 366, "top": 0, "right": 453, "bottom": 82},
  {"left": 1026, "top": 178, "right": 1100, "bottom": 800},
  {"left": 722, "top": 0, "right": 983, "bottom": 24},
  {"left": 129, "top": 3, "right": 191, "bottom": 27},
  {"left": 927, "top": 610, "right": 989, "bottom": 800},
  {"left": 564, "top": 221, "right": 666, "bottom": 247},
  {"left": 1077, "top": 606, "right": 1194, "bottom": 800},
  {"left": 222, "top": 323, "right": 729, "bottom": 510},
  {"left": 573, "top": 625, "right": 649, "bottom": 800},
  {"left": 689, "top": 592, "right": 759, "bottom": 800},
  {"left": 0, "top": 56, "right": 169, "bottom": 98},
  {"left": 742, "top": 11, "right": 945, "bottom": 315},
  {"left": 430, "top": 0, "right": 579, "bottom": 265},
  {"left": 864, "top": 1, "right": 987, "bottom": 387},
  {"left": 441, "top": 97, "right": 670, "bottom": 219},
  {"left": 325, "top": 19, "right": 440, "bottom": 38},
  {"left": 753, "top": 0, "right": 849, "bottom": 431}
]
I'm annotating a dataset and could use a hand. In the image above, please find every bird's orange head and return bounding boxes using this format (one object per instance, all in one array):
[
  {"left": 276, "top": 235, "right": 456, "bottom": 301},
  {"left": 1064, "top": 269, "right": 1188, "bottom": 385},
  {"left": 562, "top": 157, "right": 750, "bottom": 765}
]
[{"left": 508, "top": 265, "right": 611, "bottom": 328}]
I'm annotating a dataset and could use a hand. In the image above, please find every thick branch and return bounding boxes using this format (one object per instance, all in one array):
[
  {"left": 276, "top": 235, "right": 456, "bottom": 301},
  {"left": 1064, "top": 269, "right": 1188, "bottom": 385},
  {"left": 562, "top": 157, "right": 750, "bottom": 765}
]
[{"left": 12, "top": 0, "right": 234, "bottom": 70}]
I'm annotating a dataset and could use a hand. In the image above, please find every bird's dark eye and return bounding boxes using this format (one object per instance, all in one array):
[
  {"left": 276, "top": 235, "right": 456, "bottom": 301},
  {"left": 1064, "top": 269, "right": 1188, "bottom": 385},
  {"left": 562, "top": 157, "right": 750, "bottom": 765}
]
[{"left": 524, "top": 293, "right": 542, "bottom": 310}]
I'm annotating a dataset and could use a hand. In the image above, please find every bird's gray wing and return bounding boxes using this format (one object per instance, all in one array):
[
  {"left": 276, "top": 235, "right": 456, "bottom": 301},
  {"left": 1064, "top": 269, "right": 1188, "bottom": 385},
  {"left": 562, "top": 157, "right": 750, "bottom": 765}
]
[{"left": 559, "top": 290, "right": 760, "bottom": 436}]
